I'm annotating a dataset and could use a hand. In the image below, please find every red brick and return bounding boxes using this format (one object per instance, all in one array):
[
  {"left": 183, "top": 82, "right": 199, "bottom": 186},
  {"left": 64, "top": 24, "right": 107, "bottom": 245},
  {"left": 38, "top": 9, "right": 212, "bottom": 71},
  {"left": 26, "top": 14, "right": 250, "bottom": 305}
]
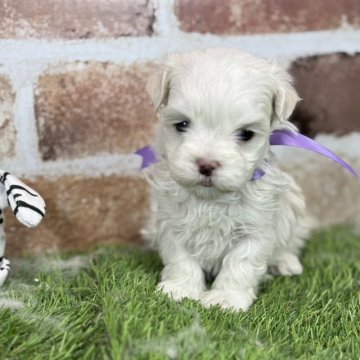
[
  {"left": 35, "top": 62, "right": 157, "bottom": 161},
  {"left": 175, "top": 0, "right": 360, "bottom": 35},
  {"left": 0, "top": 0, "right": 155, "bottom": 39},
  {"left": 0, "top": 75, "right": 16, "bottom": 160},
  {"left": 290, "top": 54, "right": 360, "bottom": 137},
  {"left": 283, "top": 156, "right": 360, "bottom": 227},
  {"left": 4, "top": 175, "right": 149, "bottom": 256}
]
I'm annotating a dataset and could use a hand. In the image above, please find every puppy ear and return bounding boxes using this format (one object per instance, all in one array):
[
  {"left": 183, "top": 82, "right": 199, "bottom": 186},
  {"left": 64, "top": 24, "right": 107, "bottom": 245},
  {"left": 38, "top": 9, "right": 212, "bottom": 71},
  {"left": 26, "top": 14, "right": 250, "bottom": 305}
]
[
  {"left": 270, "top": 63, "right": 300, "bottom": 130},
  {"left": 146, "top": 67, "right": 170, "bottom": 112}
]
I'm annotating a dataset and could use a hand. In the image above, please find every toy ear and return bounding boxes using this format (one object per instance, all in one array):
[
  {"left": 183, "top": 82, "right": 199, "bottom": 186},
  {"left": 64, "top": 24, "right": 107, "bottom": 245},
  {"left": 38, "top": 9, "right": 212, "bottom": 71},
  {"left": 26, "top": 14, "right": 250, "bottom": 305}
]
[
  {"left": 146, "top": 66, "right": 170, "bottom": 112},
  {"left": 1, "top": 172, "right": 45, "bottom": 228},
  {"left": 270, "top": 62, "right": 300, "bottom": 131}
]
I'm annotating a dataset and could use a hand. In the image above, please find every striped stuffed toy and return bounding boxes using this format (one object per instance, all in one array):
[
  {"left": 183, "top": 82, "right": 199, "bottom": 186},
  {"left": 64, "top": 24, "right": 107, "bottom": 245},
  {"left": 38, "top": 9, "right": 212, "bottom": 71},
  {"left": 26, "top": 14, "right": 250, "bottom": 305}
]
[{"left": 0, "top": 170, "right": 45, "bottom": 286}]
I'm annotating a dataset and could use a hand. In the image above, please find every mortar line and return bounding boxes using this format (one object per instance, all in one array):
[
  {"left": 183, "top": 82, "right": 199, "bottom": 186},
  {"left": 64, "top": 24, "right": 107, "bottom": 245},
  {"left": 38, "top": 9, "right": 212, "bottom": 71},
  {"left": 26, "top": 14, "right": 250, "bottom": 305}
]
[{"left": 0, "top": 28, "right": 359, "bottom": 65}]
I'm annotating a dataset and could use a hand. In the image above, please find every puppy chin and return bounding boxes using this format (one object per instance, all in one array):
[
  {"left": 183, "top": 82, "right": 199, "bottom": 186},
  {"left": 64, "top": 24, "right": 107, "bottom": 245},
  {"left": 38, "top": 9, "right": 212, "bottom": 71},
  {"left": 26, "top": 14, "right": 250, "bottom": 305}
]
[
  {"left": 169, "top": 170, "right": 250, "bottom": 199},
  {"left": 175, "top": 178, "right": 226, "bottom": 200},
  {"left": 190, "top": 185, "right": 223, "bottom": 200}
]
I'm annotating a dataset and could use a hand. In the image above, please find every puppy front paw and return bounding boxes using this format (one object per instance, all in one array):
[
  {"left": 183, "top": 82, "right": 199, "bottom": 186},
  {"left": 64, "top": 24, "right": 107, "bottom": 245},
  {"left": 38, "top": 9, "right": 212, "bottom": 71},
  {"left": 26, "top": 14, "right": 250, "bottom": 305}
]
[
  {"left": 157, "top": 281, "right": 204, "bottom": 301},
  {"left": 201, "top": 289, "right": 254, "bottom": 311},
  {"left": 276, "top": 253, "right": 303, "bottom": 276}
]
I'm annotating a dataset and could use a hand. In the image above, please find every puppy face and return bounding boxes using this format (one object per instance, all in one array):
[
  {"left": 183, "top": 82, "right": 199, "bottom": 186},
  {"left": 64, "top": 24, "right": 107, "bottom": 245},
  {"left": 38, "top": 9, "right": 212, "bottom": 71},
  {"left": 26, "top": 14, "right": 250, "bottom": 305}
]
[{"left": 147, "top": 48, "right": 299, "bottom": 197}]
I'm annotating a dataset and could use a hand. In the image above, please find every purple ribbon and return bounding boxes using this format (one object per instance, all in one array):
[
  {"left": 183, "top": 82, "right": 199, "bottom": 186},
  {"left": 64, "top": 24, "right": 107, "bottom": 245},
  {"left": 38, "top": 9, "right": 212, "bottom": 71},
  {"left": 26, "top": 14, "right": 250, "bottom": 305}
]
[
  {"left": 135, "top": 130, "right": 359, "bottom": 180},
  {"left": 270, "top": 130, "right": 359, "bottom": 179},
  {"left": 135, "top": 146, "right": 157, "bottom": 170}
]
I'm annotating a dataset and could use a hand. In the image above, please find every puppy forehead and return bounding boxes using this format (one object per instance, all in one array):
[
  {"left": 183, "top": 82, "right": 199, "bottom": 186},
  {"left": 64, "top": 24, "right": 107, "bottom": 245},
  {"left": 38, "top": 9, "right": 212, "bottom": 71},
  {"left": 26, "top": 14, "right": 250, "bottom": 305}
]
[
  {"left": 169, "top": 74, "right": 273, "bottom": 127},
  {"left": 169, "top": 59, "right": 273, "bottom": 109},
  {"left": 176, "top": 52, "right": 273, "bottom": 86}
]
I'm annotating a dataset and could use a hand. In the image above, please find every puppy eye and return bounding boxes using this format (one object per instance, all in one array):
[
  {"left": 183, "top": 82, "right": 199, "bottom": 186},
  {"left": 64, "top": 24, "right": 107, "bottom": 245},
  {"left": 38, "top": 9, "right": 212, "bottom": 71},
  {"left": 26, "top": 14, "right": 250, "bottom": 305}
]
[
  {"left": 237, "top": 129, "right": 255, "bottom": 142},
  {"left": 174, "top": 120, "right": 190, "bottom": 132}
]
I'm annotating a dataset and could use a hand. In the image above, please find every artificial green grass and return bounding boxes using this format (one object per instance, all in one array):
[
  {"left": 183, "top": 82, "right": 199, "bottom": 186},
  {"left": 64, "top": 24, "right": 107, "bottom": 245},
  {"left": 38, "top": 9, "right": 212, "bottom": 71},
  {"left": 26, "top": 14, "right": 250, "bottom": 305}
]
[{"left": 0, "top": 227, "right": 359, "bottom": 360}]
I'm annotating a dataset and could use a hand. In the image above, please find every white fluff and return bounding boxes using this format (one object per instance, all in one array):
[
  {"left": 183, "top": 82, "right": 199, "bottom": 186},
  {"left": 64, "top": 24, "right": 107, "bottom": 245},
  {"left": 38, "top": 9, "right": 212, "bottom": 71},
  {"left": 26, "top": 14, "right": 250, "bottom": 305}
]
[
  {"left": 0, "top": 298, "right": 25, "bottom": 309},
  {"left": 143, "top": 48, "right": 311, "bottom": 311}
]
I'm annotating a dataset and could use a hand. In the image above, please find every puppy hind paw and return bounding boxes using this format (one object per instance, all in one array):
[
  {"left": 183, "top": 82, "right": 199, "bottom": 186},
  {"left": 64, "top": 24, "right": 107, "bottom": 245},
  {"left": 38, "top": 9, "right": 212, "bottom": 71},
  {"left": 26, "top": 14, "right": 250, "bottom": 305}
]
[
  {"left": 157, "top": 280, "right": 204, "bottom": 302},
  {"left": 275, "top": 253, "right": 303, "bottom": 276},
  {"left": 200, "top": 289, "right": 254, "bottom": 312}
]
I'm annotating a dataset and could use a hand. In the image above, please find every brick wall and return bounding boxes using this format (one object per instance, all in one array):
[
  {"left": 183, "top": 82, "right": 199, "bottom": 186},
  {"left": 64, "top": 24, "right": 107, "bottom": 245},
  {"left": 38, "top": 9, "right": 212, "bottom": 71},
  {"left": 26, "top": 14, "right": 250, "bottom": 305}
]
[{"left": 0, "top": 0, "right": 359, "bottom": 256}]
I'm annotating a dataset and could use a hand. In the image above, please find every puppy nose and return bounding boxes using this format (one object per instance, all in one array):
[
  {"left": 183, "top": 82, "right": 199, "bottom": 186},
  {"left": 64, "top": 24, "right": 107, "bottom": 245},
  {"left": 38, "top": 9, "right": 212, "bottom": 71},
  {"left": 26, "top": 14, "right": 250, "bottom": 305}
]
[{"left": 196, "top": 159, "right": 221, "bottom": 177}]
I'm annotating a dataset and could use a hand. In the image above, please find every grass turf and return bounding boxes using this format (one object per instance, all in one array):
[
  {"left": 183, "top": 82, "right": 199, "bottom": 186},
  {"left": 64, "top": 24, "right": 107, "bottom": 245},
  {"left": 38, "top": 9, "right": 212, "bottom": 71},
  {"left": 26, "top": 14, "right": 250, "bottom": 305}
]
[{"left": 0, "top": 227, "right": 359, "bottom": 360}]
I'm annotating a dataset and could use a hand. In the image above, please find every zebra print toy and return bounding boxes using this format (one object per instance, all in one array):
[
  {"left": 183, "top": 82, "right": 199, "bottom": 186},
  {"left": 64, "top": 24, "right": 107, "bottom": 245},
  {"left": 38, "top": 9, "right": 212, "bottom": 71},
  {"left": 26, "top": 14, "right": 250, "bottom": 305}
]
[{"left": 0, "top": 170, "right": 45, "bottom": 286}]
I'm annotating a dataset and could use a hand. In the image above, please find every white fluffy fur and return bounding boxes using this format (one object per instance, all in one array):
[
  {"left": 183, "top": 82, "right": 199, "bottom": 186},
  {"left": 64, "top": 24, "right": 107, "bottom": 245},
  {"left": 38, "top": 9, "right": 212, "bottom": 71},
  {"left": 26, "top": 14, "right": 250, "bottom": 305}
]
[{"left": 143, "top": 48, "right": 311, "bottom": 311}]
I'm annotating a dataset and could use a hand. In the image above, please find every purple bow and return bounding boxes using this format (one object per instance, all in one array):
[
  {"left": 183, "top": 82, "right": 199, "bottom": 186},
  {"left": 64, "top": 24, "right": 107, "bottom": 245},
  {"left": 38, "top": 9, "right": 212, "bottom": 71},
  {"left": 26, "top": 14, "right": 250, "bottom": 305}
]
[
  {"left": 134, "top": 146, "right": 157, "bottom": 170},
  {"left": 135, "top": 130, "right": 359, "bottom": 180}
]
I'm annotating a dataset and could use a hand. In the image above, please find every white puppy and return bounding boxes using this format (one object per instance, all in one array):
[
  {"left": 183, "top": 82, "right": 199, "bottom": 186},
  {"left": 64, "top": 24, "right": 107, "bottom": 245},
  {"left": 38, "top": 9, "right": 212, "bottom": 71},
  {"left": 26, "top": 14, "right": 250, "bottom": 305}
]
[{"left": 143, "top": 48, "right": 311, "bottom": 311}]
